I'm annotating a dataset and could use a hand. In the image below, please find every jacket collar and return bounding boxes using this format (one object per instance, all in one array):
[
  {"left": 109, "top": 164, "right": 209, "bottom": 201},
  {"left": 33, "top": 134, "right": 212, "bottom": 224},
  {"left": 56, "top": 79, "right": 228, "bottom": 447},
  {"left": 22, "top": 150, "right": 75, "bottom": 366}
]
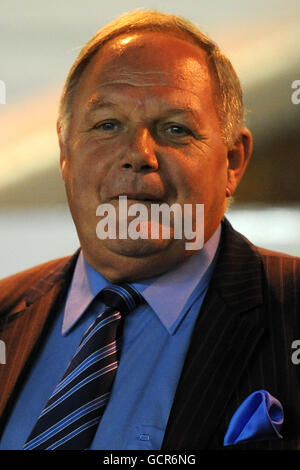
[
  {"left": 24, "top": 249, "right": 80, "bottom": 307},
  {"left": 210, "top": 217, "right": 263, "bottom": 313}
]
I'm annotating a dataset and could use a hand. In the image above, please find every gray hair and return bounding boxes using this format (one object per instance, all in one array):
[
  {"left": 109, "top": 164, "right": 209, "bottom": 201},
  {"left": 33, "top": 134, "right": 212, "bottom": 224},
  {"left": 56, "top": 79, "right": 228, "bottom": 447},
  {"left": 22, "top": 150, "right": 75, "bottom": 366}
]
[{"left": 58, "top": 9, "right": 243, "bottom": 148}]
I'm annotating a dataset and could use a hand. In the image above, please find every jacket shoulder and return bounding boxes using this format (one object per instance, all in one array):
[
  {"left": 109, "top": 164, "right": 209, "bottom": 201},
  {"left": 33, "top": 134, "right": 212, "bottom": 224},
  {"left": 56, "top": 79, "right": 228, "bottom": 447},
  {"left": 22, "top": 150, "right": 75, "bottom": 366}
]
[
  {"left": 256, "top": 246, "right": 300, "bottom": 279},
  {"left": 253, "top": 246, "right": 300, "bottom": 318},
  {"left": 256, "top": 246, "right": 300, "bottom": 260}
]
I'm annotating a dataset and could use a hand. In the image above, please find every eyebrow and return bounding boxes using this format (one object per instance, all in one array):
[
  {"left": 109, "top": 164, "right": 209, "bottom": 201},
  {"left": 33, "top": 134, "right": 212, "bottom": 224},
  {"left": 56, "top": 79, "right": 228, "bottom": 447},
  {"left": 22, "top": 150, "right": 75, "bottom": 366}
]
[
  {"left": 86, "top": 98, "right": 118, "bottom": 111},
  {"left": 164, "top": 107, "right": 198, "bottom": 117},
  {"left": 86, "top": 98, "right": 199, "bottom": 121}
]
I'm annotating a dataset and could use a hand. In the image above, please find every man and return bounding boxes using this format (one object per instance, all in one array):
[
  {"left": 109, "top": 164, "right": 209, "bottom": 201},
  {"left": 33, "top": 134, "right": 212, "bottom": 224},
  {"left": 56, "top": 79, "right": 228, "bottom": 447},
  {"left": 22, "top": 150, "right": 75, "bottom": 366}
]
[{"left": 0, "top": 10, "right": 299, "bottom": 450}]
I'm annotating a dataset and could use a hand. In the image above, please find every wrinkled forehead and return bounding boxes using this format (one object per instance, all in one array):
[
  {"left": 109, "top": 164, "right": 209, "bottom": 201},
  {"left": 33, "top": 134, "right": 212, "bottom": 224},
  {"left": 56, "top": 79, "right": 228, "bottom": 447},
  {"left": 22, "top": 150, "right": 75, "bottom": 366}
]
[{"left": 76, "top": 32, "right": 214, "bottom": 98}]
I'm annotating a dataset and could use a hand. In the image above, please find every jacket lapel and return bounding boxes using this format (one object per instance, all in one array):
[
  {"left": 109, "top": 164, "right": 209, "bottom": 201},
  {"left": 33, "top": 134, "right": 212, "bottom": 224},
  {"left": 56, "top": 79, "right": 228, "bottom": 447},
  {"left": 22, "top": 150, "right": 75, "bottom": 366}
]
[
  {"left": 0, "top": 252, "right": 79, "bottom": 430},
  {"left": 162, "top": 218, "right": 266, "bottom": 450}
]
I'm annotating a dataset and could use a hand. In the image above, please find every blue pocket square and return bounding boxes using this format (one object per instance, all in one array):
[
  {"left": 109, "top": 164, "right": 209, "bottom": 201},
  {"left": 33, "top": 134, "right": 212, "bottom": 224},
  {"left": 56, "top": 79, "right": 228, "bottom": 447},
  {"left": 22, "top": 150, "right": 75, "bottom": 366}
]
[{"left": 224, "top": 390, "right": 284, "bottom": 446}]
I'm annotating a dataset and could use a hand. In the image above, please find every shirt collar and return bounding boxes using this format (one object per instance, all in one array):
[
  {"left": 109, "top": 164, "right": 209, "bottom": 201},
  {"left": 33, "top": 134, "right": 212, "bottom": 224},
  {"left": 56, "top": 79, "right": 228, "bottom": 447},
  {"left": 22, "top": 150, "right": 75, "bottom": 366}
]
[{"left": 62, "top": 224, "right": 221, "bottom": 336}]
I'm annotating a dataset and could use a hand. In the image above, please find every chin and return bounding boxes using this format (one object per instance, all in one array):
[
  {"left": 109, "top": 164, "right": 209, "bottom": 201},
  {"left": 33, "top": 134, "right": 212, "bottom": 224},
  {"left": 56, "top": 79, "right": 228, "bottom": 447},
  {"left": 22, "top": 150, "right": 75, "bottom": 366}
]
[{"left": 101, "top": 237, "right": 173, "bottom": 258}]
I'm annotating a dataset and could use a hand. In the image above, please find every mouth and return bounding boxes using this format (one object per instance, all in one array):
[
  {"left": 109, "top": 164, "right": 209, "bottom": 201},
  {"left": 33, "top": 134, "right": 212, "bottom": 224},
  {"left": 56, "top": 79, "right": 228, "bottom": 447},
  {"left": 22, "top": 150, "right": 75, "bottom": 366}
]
[{"left": 111, "top": 192, "right": 165, "bottom": 202}]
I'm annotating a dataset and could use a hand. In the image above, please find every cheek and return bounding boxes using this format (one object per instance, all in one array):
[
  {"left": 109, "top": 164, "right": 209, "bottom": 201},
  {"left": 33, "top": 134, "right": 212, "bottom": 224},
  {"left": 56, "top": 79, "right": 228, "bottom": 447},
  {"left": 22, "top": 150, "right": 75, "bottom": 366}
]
[
  {"left": 167, "top": 155, "right": 214, "bottom": 198},
  {"left": 182, "top": 152, "right": 228, "bottom": 203},
  {"left": 68, "top": 139, "right": 112, "bottom": 189}
]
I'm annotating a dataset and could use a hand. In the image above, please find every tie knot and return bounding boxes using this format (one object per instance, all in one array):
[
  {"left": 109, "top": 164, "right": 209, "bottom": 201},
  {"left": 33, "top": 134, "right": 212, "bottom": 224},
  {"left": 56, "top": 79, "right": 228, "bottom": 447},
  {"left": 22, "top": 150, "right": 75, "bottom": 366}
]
[{"left": 98, "top": 283, "right": 144, "bottom": 315}]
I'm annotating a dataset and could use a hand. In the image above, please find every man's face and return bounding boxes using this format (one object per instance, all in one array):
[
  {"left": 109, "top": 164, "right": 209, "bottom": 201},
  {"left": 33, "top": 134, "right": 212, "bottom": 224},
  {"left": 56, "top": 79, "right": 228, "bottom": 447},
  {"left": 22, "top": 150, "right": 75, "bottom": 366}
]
[{"left": 60, "top": 32, "right": 237, "bottom": 281}]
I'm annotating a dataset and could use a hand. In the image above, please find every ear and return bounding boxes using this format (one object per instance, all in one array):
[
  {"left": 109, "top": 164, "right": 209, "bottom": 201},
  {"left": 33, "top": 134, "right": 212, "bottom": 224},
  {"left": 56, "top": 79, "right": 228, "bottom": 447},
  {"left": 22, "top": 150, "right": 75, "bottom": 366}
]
[
  {"left": 57, "top": 119, "right": 68, "bottom": 181},
  {"left": 226, "top": 127, "right": 253, "bottom": 197}
]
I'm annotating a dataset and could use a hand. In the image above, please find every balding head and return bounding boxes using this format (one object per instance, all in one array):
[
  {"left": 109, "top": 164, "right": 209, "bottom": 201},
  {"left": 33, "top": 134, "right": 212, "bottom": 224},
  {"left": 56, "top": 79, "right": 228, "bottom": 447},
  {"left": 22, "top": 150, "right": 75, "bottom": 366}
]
[{"left": 57, "top": 9, "right": 243, "bottom": 149}]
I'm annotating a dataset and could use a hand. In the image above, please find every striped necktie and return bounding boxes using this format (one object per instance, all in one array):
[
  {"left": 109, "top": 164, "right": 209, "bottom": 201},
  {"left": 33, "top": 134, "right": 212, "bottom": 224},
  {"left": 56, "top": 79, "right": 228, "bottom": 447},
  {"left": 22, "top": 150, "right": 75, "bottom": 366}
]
[{"left": 23, "top": 283, "right": 144, "bottom": 450}]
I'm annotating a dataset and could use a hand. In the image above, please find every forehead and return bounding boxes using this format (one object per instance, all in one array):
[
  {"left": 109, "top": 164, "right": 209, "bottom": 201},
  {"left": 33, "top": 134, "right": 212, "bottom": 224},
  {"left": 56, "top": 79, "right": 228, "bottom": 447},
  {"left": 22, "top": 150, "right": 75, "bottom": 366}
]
[{"left": 74, "top": 32, "right": 216, "bottom": 108}]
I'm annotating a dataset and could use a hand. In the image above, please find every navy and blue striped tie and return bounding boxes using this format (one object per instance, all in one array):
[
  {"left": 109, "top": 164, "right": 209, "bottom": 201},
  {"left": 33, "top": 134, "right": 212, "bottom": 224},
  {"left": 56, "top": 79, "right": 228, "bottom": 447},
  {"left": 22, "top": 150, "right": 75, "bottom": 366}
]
[{"left": 23, "top": 283, "right": 143, "bottom": 450}]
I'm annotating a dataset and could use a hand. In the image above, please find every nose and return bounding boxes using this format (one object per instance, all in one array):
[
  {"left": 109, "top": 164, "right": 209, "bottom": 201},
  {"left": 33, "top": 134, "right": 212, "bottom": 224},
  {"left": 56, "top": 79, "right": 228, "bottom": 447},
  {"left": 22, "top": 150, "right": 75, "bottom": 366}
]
[{"left": 121, "top": 128, "right": 159, "bottom": 172}]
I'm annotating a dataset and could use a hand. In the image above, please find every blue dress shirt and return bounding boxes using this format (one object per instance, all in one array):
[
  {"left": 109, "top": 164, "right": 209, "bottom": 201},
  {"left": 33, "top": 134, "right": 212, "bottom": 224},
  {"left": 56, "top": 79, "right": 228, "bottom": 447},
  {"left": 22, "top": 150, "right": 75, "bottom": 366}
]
[{"left": 0, "top": 225, "right": 221, "bottom": 450}]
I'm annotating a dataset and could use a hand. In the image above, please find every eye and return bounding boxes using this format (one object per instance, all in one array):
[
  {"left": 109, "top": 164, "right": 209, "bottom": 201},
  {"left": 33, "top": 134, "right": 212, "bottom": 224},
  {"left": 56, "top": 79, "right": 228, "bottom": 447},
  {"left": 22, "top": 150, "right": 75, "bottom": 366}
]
[
  {"left": 164, "top": 124, "right": 193, "bottom": 137},
  {"left": 93, "top": 120, "right": 120, "bottom": 131}
]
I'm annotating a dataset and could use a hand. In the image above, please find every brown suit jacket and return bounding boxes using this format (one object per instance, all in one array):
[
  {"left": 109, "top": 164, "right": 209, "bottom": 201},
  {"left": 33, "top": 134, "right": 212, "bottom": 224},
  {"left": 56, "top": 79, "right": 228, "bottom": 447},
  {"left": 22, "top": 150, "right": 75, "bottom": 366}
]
[{"left": 0, "top": 218, "right": 299, "bottom": 449}]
